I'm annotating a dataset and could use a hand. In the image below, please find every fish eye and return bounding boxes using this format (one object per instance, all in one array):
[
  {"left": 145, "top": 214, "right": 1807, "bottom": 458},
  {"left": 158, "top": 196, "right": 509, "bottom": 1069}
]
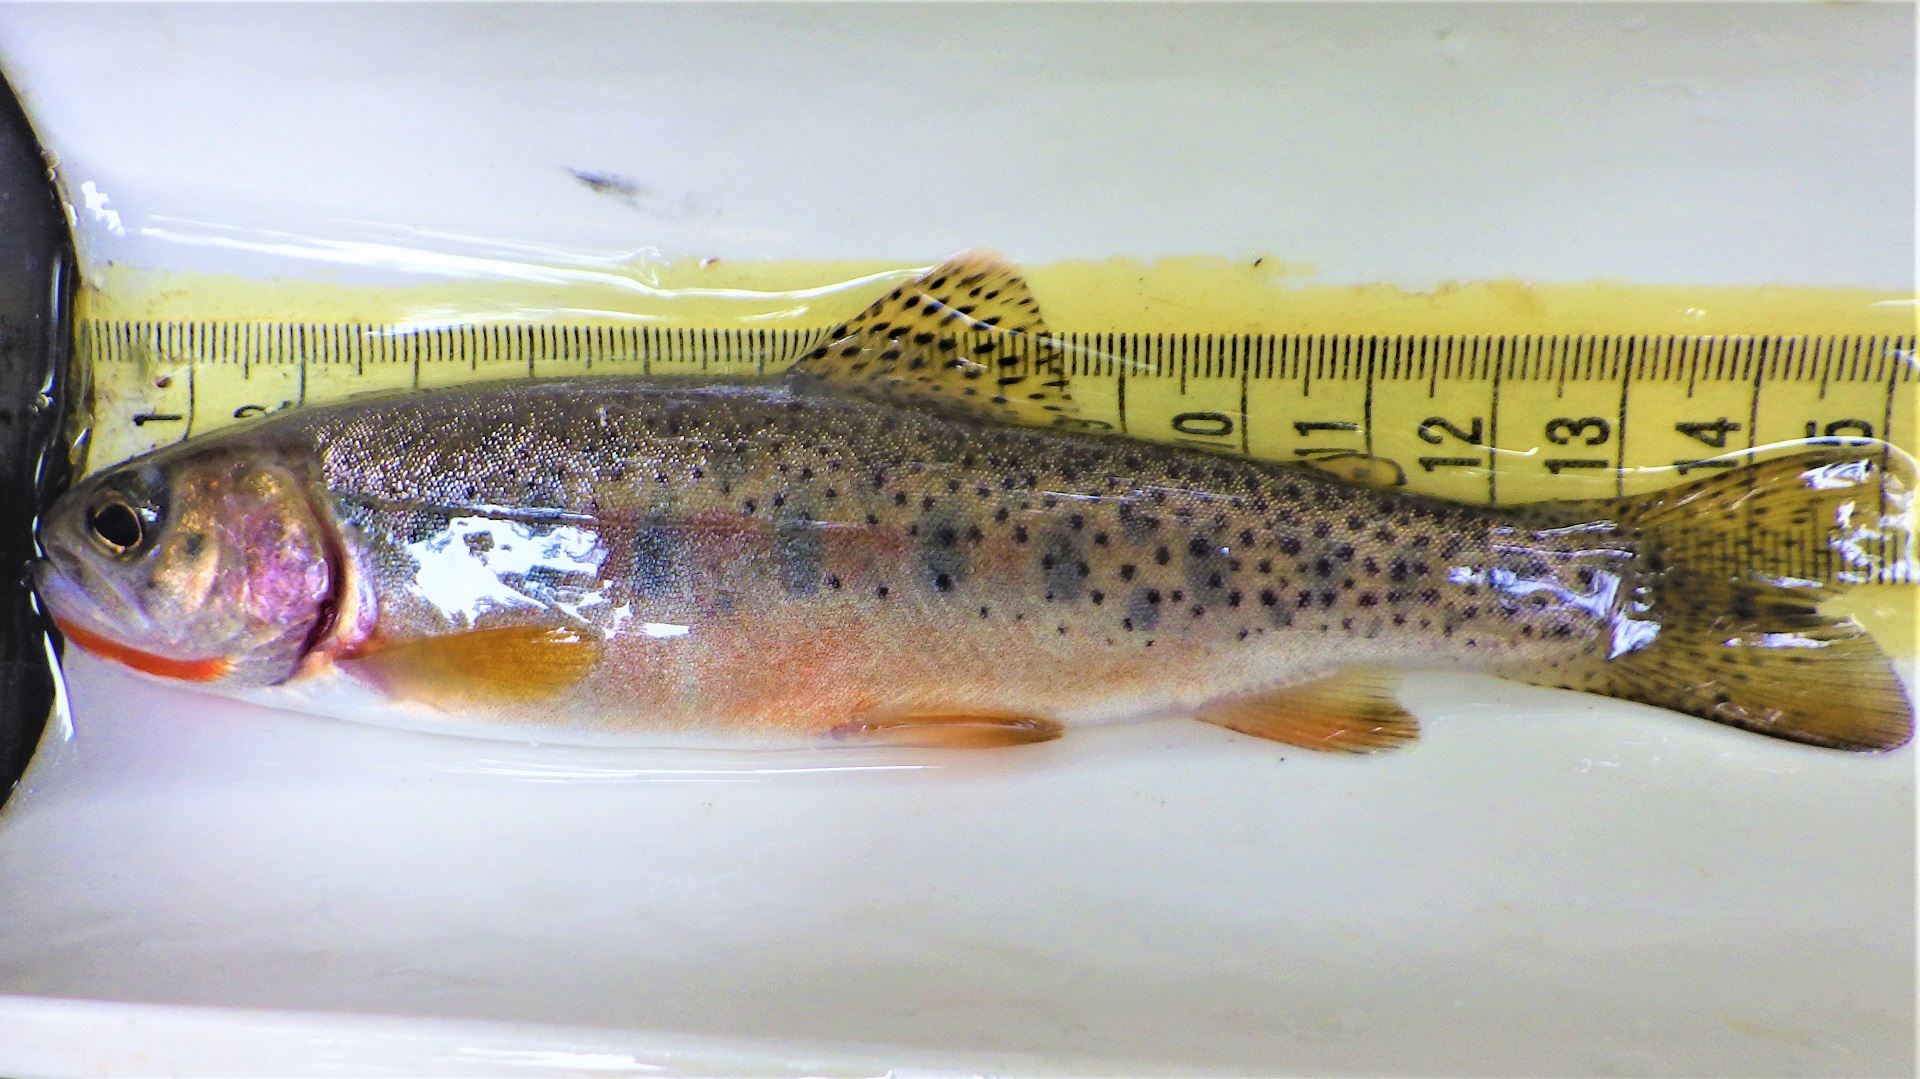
[
  {"left": 83, "top": 466, "right": 170, "bottom": 557},
  {"left": 87, "top": 500, "right": 145, "bottom": 555}
]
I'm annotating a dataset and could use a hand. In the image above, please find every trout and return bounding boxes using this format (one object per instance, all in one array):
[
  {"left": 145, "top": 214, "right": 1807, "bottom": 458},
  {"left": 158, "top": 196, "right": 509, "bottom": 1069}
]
[{"left": 31, "top": 256, "right": 1915, "bottom": 751}]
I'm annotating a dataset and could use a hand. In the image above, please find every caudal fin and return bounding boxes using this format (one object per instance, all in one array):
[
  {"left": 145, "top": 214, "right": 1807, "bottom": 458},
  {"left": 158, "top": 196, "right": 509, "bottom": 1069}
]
[{"left": 1562, "top": 448, "right": 1914, "bottom": 751}]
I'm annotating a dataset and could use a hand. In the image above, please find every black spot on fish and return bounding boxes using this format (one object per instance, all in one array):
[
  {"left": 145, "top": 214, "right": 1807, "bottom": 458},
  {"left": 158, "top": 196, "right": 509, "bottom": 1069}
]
[
  {"left": 919, "top": 509, "right": 968, "bottom": 594},
  {"left": 1182, "top": 533, "right": 1231, "bottom": 605},
  {"left": 1126, "top": 589, "right": 1162, "bottom": 632}
]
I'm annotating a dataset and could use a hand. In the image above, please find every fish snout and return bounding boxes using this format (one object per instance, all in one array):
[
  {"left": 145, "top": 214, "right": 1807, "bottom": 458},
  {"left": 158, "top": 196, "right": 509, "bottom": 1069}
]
[
  {"left": 32, "top": 553, "right": 106, "bottom": 631},
  {"left": 30, "top": 541, "right": 158, "bottom": 647}
]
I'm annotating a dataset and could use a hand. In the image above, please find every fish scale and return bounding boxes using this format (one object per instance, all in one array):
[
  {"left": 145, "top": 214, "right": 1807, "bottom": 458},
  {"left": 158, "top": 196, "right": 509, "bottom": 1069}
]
[{"left": 30, "top": 255, "right": 1914, "bottom": 752}]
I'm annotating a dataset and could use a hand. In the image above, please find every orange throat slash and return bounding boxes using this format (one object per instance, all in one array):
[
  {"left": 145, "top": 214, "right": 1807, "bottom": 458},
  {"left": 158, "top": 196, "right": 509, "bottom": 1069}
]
[{"left": 53, "top": 618, "right": 235, "bottom": 683}]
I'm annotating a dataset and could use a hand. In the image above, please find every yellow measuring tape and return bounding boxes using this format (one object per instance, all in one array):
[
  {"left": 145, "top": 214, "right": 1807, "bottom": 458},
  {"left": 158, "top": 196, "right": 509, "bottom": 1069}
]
[{"left": 76, "top": 318, "right": 1915, "bottom": 581}]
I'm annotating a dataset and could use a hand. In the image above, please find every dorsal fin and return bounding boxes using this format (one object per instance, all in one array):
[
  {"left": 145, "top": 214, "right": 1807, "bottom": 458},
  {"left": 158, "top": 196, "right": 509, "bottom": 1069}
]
[{"left": 787, "top": 252, "right": 1080, "bottom": 428}]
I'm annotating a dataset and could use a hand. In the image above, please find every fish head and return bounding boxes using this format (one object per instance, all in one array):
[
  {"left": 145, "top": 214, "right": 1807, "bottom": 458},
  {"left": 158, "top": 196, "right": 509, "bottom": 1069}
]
[{"left": 34, "top": 443, "right": 338, "bottom": 687}]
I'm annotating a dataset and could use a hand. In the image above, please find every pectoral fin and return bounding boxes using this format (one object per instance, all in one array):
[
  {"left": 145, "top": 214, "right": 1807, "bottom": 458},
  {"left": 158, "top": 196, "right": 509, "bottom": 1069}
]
[
  {"left": 788, "top": 252, "right": 1080, "bottom": 429},
  {"left": 340, "top": 625, "right": 603, "bottom": 708},
  {"left": 1198, "top": 669, "right": 1418, "bottom": 752},
  {"left": 832, "top": 709, "right": 1065, "bottom": 748}
]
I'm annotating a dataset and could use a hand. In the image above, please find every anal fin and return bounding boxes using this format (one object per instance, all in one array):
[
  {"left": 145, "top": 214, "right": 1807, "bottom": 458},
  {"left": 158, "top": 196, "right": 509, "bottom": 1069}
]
[
  {"left": 1198, "top": 669, "right": 1418, "bottom": 752},
  {"left": 832, "top": 709, "right": 1064, "bottom": 748},
  {"left": 340, "top": 625, "right": 603, "bottom": 708}
]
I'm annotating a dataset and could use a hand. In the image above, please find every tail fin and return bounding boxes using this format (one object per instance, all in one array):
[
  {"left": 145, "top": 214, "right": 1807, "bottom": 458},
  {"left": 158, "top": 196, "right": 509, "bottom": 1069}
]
[{"left": 1551, "top": 448, "right": 1914, "bottom": 751}]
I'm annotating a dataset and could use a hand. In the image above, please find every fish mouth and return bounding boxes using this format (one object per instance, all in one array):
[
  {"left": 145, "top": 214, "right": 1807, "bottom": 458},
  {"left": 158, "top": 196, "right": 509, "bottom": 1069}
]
[
  {"left": 30, "top": 550, "right": 134, "bottom": 640},
  {"left": 32, "top": 479, "right": 153, "bottom": 628}
]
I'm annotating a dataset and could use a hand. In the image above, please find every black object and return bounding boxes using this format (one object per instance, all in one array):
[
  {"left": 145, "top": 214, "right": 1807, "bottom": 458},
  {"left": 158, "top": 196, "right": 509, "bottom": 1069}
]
[{"left": 0, "top": 71, "right": 77, "bottom": 807}]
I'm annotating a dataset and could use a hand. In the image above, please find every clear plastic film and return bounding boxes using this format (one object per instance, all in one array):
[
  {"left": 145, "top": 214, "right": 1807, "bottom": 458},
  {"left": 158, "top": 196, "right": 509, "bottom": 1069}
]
[{"left": 34, "top": 214, "right": 1920, "bottom": 759}]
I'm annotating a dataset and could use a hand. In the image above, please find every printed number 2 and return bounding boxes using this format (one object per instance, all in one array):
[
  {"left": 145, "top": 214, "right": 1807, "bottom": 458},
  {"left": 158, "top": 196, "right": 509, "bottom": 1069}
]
[
  {"left": 1416, "top": 415, "right": 1485, "bottom": 472},
  {"left": 1417, "top": 416, "right": 1483, "bottom": 445}
]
